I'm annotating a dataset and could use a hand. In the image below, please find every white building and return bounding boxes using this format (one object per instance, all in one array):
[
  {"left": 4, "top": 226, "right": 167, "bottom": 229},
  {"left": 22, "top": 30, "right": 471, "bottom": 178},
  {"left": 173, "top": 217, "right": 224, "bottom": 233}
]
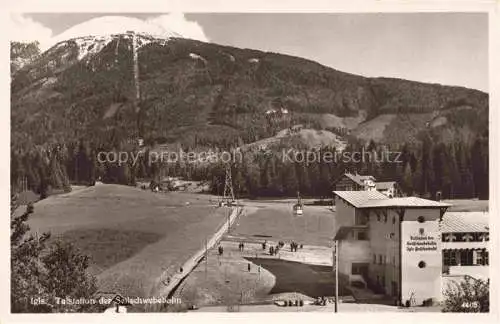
[
  {"left": 333, "top": 191, "right": 489, "bottom": 306},
  {"left": 333, "top": 191, "right": 449, "bottom": 306}
]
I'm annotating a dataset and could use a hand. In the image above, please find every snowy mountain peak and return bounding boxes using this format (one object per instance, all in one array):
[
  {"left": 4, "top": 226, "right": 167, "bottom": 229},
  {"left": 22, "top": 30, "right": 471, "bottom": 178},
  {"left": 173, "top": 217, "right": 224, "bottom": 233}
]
[
  {"left": 44, "top": 15, "right": 187, "bottom": 59},
  {"left": 53, "top": 16, "right": 182, "bottom": 44},
  {"left": 46, "top": 32, "right": 173, "bottom": 62}
]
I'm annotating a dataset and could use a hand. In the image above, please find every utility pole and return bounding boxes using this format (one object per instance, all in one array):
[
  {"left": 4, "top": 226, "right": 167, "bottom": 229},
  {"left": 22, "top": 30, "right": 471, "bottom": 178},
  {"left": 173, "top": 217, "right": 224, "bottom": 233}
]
[
  {"left": 334, "top": 239, "right": 339, "bottom": 313},
  {"left": 205, "top": 237, "right": 208, "bottom": 280}
]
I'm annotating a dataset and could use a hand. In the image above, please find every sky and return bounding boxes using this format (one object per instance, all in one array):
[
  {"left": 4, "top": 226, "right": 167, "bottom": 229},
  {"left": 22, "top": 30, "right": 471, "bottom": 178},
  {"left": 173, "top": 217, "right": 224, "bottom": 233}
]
[{"left": 9, "top": 12, "right": 488, "bottom": 92}]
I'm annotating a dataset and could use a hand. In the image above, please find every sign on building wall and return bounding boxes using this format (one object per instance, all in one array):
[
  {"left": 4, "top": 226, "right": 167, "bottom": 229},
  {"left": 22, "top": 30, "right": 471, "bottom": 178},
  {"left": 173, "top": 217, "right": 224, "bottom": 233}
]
[{"left": 406, "top": 228, "right": 439, "bottom": 252}]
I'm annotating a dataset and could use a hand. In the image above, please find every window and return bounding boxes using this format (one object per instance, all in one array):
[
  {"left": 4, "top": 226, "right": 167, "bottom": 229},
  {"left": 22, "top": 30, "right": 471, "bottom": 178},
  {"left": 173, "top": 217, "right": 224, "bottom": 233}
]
[
  {"left": 383, "top": 255, "right": 387, "bottom": 264},
  {"left": 443, "top": 250, "right": 459, "bottom": 266},
  {"left": 351, "top": 263, "right": 368, "bottom": 275},
  {"left": 443, "top": 233, "right": 456, "bottom": 242},
  {"left": 460, "top": 250, "right": 474, "bottom": 266},
  {"left": 357, "top": 231, "right": 367, "bottom": 240},
  {"left": 463, "top": 233, "right": 474, "bottom": 242},
  {"left": 418, "top": 261, "right": 426, "bottom": 268},
  {"left": 484, "top": 251, "right": 489, "bottom": 265},
  {"left": 379, "top": 255, "right": 383, "bottom": 265},
  {"left": 450, "top": 251, "right": 458, "bottom": 266},
  {"left": 476, "top": 250, "right": 485, "bottom": 265},
  {"left": 377, "top": 213, "right": 381, "bottom": 222},
  {"left": 356, "top": 211, "right": 369, "bottom": 225},
  {"left": 443, "top": 250, "right": 451, "bottom": 266},
  {"left": 417, "top": 216, "right": 425, "bottom": 223},
  {"left": 480, "top": 233, "right": 489, "bottom": 241},
  {"left": 392, "top": 217, "right": 396, "bottom": 224}
]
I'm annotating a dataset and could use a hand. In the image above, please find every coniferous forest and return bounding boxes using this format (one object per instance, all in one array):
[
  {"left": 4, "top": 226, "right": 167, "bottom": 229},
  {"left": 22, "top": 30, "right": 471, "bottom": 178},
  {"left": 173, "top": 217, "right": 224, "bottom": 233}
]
[{"left": 11, "top": 134, "right": 489, "bottom": 200}]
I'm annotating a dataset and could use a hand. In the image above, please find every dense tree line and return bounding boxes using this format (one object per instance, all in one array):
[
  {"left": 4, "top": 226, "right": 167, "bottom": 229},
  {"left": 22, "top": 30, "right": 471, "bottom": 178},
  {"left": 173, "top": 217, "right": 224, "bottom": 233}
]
[
  {"left": 11, "top": 133, "right": 488, "bottom": 201},
  {"left": 207, "top": 137, "right": 488, "bottom": 200}
]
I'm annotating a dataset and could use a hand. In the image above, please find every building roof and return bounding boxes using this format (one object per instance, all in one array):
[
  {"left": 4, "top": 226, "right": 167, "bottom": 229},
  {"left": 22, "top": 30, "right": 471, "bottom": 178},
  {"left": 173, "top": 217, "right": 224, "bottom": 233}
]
[
  {"left": 440, "top": 212, "right": 489, "bottom": 233},
  {"left": 333, "top": 191, "right": 450, "bottom": 209},
  {"left": 341, "top": 172, "right": 376, "bottom": 186},
  {"left": 375, "top": 182, "right": 396, "bottom": 191},
  {"left": 333, "top": 190, "right": 388, "bottom": 208},
  {"left": 360, "top": 197, "right": 450, "bottom": 208}
]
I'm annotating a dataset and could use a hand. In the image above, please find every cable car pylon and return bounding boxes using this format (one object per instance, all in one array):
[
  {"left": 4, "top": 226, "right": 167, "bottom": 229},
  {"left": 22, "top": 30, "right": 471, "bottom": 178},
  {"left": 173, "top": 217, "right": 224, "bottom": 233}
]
[{"left": 219, "top": 163, "right": 236, "bottom": 207}]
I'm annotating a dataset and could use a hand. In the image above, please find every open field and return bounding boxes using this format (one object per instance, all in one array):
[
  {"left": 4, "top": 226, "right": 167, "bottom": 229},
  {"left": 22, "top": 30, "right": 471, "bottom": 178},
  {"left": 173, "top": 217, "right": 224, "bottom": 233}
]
[
  {"left": 231, "top": 200, "right": 336, "bottom": 246},
  {"left": 23, "top": 183, "right": 229, "bottom": 299}
]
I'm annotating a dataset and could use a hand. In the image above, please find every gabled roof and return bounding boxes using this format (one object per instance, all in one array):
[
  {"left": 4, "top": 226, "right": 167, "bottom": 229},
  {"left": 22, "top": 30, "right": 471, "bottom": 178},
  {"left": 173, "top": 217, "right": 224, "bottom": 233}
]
[
  {"left": 340, "top": 172, "right": 376, "bottom": 186},
  {"left": 375, "top": 182, "right": 396, "bottom": 190},
  {"left": 440, "top": 212, "right": 489, "bottom": 233},
  {"left": 333, "top": 191, "right": 450, "bottom": 209}
]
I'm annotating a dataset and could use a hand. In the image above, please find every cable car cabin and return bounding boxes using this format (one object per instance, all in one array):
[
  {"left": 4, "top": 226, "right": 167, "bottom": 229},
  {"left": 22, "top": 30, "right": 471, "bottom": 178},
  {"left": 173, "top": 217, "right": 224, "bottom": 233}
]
[
  {"left": 293, "top": 203, "right": 304, "bottom": 216},
  {"left": 218, "top": 200, "right": 236, "bottom": 207}
]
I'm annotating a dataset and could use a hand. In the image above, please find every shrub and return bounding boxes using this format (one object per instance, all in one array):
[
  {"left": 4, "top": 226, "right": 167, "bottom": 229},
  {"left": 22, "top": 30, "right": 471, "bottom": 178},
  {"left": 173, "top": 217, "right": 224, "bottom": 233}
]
[{"left": 443, "top": 276, "right": 489, "bottom": 312}]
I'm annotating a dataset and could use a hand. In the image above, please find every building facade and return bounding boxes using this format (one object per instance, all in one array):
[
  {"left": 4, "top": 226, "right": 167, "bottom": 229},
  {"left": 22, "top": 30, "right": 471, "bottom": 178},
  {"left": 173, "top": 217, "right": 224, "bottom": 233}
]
[
  {"left": 333, "top": 191, "right": 449, "bottom": 306},
  {"left": 441, "top": 212, "right": 489, "bottom": 280},
  {"left": 375, "top": 181, "right": 400, "bottom": 198},
  {"left": 334, "top": 172, "right": 376, "bottom": 191},
  {"left": 334, "top": 172, "right": 401, "bottom": 197}
]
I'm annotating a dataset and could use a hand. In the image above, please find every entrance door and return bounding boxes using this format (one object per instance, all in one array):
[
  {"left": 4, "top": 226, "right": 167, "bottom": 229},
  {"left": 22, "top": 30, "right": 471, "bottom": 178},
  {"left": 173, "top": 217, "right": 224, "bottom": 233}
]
[{"left": 391, "top": 281, "right": 398, "bottom": 297}]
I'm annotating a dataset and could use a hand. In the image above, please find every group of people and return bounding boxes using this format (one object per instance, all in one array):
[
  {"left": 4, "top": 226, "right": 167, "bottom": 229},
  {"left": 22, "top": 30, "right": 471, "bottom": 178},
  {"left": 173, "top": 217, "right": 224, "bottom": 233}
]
[
  {"left": 216, "top": 239, "right": 303, "bottom": 257},
  {"left": 314, "top": 296, "right": 329, "bottom": 306},
  {"left": 262, "top": 240, "right": 303, "bottom": 255},
  {"left": 290, "top": 241, "right": 303, "bottom": 252},
  {"left": 269, "top": 245, "right": 280, "bottom": 256}
]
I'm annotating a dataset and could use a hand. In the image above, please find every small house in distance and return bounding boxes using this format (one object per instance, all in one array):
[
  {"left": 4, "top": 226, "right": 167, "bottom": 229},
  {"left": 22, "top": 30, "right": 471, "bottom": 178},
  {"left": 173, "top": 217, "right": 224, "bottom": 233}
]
[
  {"left": 376, "top": 181, "right": 401, "bottom": 198},
  {"left": 334, "top": 172, "right": 376, "bottom": 191}
]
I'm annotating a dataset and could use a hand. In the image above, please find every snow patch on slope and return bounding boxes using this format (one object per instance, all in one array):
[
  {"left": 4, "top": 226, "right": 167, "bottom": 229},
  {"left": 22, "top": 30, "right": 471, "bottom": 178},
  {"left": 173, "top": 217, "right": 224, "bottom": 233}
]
[
  {"left": 189, "top": 53, "right": 207, "bottom": 64},
  {"left": 73, "top": 35, "right": 114, "bottom": 60}
]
